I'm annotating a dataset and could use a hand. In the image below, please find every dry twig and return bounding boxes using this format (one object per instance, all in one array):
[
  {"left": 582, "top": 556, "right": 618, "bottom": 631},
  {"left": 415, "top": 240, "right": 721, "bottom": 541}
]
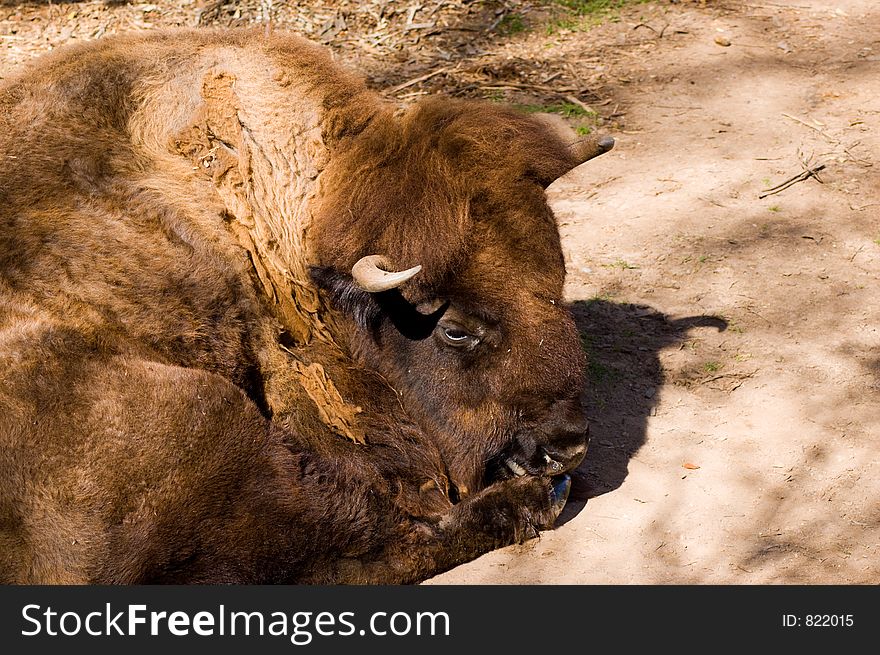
[
  {"left": 781, "top": 112, "right": 835, "bottom": 142},
  {"left": 387, "top": 66, "right": 451, "bottom": 94},
  {"left": 478, "top": 81, "right": 580, "bottom": 94},
  {"left": 758, "top": 164, "right": 826, "bottom": 198}
]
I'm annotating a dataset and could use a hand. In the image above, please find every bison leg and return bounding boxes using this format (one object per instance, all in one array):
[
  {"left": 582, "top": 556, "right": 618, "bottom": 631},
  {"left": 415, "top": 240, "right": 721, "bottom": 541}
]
[
  {"left": 0, "top": 342, "right": 301, "bottom": 583},
  {"left": 303, "top": 475, "right": 571, "bottom": 584}
]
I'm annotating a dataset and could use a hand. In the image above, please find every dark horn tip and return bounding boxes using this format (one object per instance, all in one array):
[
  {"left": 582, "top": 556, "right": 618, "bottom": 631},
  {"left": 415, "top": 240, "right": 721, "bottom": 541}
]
[{"left": 598, "top": 136, "right": 615, "bottom": 152}]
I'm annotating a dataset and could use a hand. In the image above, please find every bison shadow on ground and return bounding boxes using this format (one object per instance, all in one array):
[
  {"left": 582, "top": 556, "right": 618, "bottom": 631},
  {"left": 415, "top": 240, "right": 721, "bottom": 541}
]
[{"left": 558, "top": 299, "right": 726, "bottom": 524}]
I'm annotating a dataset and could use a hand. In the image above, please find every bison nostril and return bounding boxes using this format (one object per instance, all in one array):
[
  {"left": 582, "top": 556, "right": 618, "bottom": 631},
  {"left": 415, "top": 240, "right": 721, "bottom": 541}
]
[{"left": 542, "top": 451, "right": 565, "bottom": 473}]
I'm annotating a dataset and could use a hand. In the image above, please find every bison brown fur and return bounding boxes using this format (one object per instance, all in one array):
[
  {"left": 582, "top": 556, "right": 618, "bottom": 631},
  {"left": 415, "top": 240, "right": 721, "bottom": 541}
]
[{"left": 0, "top": 28, "right": 611, "bottom": 583}]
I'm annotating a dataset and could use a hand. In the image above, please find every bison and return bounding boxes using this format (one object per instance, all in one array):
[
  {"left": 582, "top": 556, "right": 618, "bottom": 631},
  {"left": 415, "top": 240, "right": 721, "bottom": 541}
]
[{"left": 0, "top": 29, "right": 613, "bottom": 583}]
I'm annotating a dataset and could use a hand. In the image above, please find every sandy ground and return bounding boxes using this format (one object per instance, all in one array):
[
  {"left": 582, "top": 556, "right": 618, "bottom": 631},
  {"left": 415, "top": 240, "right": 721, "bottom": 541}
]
[
  {"left": 433, "top": 0, "right": 880, "bottom": 583},
  {"left": 1, "top": 0, "right": 877, "bottom": 584}
]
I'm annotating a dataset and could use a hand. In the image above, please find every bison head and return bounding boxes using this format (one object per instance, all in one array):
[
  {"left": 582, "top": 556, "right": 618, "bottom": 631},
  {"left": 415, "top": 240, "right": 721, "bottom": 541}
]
[{"left": 311, "top": 99, "right": 613, "bottom": 496}]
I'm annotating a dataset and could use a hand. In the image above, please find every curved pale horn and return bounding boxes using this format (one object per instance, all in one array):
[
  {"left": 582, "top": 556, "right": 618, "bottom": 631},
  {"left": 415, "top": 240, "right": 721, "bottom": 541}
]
[{"left": 351, "top": 255, "right": 422, "bottom": 293}]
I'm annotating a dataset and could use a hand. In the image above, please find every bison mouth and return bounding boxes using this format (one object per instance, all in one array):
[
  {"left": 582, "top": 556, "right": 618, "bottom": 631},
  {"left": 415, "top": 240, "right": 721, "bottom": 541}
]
[{"left": 485, "top": 427, "right": 589, "bottom": 484}]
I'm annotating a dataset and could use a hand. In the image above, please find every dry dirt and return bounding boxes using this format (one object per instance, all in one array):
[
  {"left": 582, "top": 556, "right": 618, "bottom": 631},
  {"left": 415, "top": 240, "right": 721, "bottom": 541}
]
[
  {"left": 433, "top": 0, "right": 880, "bottom": 584},
  {"left": 2, "top": 0, "right": 877, "bottom": 584}
]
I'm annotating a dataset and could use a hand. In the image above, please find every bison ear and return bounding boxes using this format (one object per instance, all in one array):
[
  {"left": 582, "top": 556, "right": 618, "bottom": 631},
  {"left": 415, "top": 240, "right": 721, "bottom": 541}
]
[
  {"left": 309, "top": 266, "right": 381, "bottom": 330},
  {"left": 531, "top": 112, "right": 615, "bottom": 187}
]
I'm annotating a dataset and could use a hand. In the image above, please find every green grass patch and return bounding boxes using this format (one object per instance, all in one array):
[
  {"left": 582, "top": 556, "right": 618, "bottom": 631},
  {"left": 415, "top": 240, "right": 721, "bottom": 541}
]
[
  {"left": 580, "top": 332, "right": 617, "bottom": 385},
  {"left": 588, "top": 358, "right": 615, "bottom": 384},
  {"left": 544, "top": 0, "right": 650, "bottom": 33},
  {"left": 716, "top": 313, "right": 744, "bottom": 334},
  {"left": 546, "top": 17, "right": 581, "bottom": 34},
  {"left": 703, "top": 361, "right": 723, "bottom": 373},
  {"left": 515, "top": 102, "right": 596, "bottom": 119},
  {"left": 768, "top": 205, "right": 780, "bottom": 212},
  {"left": 554, "top": 0, "right": 642, "bottom": 15},
  {"left": 602, "top": 259, "right": 639, "bottom": 270},
  {"left": 586, "top": 291, "right": 618, "bottom": 305},
  {"left": 496, "top": 12, "right": 527, "bottom": 35}
]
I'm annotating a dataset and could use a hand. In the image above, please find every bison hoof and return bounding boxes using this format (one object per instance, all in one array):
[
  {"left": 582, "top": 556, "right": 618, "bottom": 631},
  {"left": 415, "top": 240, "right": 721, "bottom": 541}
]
[{"left": 549, "top": 474, "right": 571, "bottom": 515}]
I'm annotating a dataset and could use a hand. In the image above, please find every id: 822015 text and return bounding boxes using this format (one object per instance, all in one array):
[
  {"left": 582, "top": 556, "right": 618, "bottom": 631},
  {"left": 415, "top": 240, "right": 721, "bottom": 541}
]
[{"left": 782, "top": 614, "right": 854, "bottom": 627}]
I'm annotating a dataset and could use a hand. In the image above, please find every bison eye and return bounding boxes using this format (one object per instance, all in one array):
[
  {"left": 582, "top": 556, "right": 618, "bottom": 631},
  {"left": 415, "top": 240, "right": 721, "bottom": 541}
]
[{"left": 438, "top": 324, "right": 480, "bottom": 348}]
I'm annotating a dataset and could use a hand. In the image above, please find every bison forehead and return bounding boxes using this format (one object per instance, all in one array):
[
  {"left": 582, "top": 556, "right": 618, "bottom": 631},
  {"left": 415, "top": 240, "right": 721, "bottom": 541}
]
[
  {"left": 472, "top": 195, "right": 566, "bottom": 276},
  {"left": 311, "top": 99, "right": 578, "bottom": 290}
]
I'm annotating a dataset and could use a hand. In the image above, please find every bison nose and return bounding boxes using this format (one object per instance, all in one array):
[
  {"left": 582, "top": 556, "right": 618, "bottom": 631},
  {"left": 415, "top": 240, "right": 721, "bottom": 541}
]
[
  {"left": 541, "top": 442, "right": 588, "bottom": 474},
  {"left": 541, "top": 417, "right": 589, "bottom": 473}
]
